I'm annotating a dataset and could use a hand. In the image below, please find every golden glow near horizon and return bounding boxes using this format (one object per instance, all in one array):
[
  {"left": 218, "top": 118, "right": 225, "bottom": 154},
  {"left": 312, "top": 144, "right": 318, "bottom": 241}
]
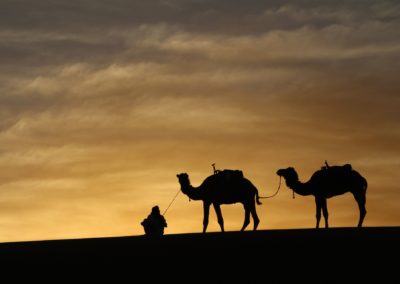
[{"left": 0, "top": 1, "right": 399, "bottom": 242}]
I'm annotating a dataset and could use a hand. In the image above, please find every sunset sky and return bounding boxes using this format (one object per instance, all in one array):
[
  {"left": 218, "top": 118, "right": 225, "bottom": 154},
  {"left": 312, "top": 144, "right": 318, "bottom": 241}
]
[{"left": 0, "top": 0, "right": 399, "bottom": 242}]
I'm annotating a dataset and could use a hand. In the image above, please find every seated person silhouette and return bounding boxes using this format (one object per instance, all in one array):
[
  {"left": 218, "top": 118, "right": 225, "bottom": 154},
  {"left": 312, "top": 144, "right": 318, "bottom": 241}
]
[{"left": 141, "top": 206, "right": 167, "bottom": 237}]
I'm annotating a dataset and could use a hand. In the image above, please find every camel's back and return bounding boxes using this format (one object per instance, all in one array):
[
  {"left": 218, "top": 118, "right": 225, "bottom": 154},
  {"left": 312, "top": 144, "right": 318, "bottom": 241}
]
[
  {"left": 311, "top": 164, "right": 367, "bottom": 196},
  {"left": 203, "top": 170, "right": 244, "bottom": 185},
  {"left": 312, "top": 164, "right": 352, "bottom": 179},
  {"left": 201, "top": 170, "right": 257, "bottom": 202},
  {"left": 217, "top": 169, "right": 244, "bottom": 182}
]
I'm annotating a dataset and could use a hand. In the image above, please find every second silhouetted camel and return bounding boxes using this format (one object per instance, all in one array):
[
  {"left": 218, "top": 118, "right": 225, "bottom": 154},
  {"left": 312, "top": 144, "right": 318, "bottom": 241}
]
[
  {"left": 277, "top": 164, "right": 367, "bottom": 228},
  {"left": 177, "top": 170, "right": 262, "bottom": 233}
]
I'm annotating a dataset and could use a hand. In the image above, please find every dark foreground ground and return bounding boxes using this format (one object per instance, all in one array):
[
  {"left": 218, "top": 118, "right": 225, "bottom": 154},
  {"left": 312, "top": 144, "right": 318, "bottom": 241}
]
[{"left": 0, "top": 227, "right": 398, "bottom": 281}]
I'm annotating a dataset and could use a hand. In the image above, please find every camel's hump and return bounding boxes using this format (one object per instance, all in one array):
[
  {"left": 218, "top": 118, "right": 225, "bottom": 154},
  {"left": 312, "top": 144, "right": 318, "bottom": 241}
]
[
  {"left": 314, "top": 164, "right": 353, "bottom": 179},
  {"left": 206, "top": 169, "right": 244, "bottom": 183}
]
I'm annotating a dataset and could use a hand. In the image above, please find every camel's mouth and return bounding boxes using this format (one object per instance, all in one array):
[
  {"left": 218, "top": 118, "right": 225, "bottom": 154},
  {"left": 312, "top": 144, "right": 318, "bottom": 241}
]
[{"left": 276, "top": 169, "right": 284, "bottom": 176}]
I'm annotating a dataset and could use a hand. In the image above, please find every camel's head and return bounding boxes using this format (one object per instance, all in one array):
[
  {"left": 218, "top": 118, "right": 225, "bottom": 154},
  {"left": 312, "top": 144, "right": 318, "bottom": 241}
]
[
  {"left": 176, "top": 173, "right": 190, "bottom": 187},
  {"left": 276, "top": 167, "right": 298, "bottom": 181}
]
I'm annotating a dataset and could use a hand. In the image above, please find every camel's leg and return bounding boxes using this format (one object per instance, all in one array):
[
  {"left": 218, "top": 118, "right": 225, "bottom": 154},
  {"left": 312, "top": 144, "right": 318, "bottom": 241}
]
[
  {"left": 241, "top": 204, "right": 251, "bottom": 231},
  {"left": 321, "top": 198, "right": 329, "bottom": 228},
  {"left": 353, "top": 192, "right": 367, "bottom": 227},
  {"left": 250, "top": 203, "right": 260, "bottom": 231},
  {"left": 315, "top": 197, "right": 322, "bottom": 228},
  {"left": 203, "top": 202, "right": 210, "bottom": 233},
  {"left": 213, "top": 203, "right": 225, "bottom": 232}
]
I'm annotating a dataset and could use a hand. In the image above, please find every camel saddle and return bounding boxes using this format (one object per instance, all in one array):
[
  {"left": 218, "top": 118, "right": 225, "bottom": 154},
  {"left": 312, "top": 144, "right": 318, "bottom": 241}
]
[
  {"left": 320, "top": 163, "right": 353, "bottom": 176},
  {"left": 215, "top": 169, "right": 244, "bottom": 183}
]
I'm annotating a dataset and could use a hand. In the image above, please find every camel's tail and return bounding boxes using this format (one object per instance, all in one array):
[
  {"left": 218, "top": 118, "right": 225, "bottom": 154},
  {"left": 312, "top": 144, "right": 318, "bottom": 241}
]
[
  {"left": 256, "top": 191, "right": 262, "bottom": 205},
  {"left": 362, "top": 176, "right": 368, "bottom": 192},
  {"left": 354, "top": 170, "right": 368, "bottom": 193}
]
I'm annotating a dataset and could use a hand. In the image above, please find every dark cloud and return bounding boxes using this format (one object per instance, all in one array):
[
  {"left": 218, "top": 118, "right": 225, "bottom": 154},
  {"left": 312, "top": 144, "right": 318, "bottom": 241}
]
[
  {"left": 2, "top": 0, "right": 398, "bottom": 34},
  {"left": 1, "top": 0, "right": 399, "bottom": 75}
]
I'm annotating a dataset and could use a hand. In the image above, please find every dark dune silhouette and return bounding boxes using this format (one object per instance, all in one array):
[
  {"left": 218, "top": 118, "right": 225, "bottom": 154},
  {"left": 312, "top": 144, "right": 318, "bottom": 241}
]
[
  {"left": 0, "top": 227, "right": 398, "bottom": 281},
  {"left": 177, "top": 170, "right": 261, "bottom": 232},
  {"left": 277, "top": 164, "right": 367, "bottom": 228}
]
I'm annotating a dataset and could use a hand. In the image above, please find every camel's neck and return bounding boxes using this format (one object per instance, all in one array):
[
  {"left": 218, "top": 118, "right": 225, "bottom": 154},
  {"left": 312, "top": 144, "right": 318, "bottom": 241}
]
[
  {"left": 180, "top": 183, "right": 204, "bottom": 201},
  {"left": 284, "top": 178, "right": 313, "bottom": 196}
]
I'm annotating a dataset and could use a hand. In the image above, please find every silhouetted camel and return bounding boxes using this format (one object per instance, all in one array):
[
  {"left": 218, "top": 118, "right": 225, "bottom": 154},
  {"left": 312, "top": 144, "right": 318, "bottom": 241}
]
[
  {"left": 276, "top": 164, "right": 367, "bottom": 228},
  {"left": 177, "top": 170, "right": 262, "bottom": 233}
]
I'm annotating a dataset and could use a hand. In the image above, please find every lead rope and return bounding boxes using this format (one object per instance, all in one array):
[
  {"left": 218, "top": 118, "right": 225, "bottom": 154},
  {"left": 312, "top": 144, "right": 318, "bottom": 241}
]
[
  {"left": 259, "top": 176, "right": 282, "bottom": 199},
  {"left": 258, "top": 176, "right": 295, "bottom": 199},
  {"left": 162, "top": 189, "right": 181, "bottom": 216}
]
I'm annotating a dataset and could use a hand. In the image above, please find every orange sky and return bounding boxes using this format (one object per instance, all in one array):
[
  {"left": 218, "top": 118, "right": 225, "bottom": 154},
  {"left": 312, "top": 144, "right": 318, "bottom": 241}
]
[{"left": 0, "top": 0, "right": 399, "bottom": 242}]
